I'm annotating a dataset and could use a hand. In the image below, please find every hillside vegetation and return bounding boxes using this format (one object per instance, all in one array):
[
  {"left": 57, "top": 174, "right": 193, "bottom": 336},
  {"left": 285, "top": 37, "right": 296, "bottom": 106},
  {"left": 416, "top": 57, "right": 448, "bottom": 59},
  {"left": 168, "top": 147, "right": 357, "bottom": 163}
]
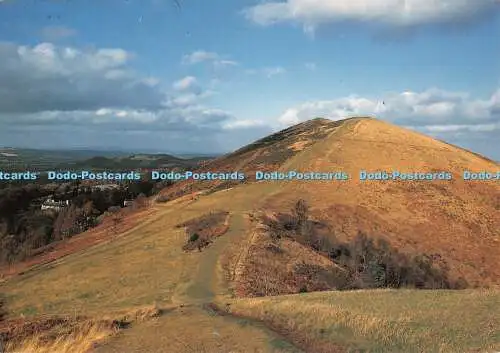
[{"left": 0, "top": 117, "right": 498, "bottom": 352}]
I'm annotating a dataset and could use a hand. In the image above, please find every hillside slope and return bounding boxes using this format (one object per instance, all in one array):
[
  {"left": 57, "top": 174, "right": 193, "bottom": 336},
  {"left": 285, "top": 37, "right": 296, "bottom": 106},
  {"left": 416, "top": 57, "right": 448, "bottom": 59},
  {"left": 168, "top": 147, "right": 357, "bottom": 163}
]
[
  {"left": 158, "top": 118, "right": 344, "bottom": 199},
  {"left": 1, "top": 117, "right": 498, "bottom": 352},
  {"left": 160, "top": 117, "right": 499, "bottom": 285},
  {"left": 261, "top": 118, "right": 499, "bottom": 285}
]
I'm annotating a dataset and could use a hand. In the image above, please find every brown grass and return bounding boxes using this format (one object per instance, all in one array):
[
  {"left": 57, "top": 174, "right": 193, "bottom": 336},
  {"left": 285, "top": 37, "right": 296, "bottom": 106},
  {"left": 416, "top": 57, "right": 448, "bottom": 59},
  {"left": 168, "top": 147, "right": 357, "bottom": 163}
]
[
  {"left": 225, "top": 289, "right": 500, "bottom": 353},
  {"left": 262, "top": 118, "right": 500, "bottom": 286},
  {"left": 0, "top": 117, "right": 499, "bottom": 351},
  {"left": 177, "top": 211, "right": 230, "bottom": 251},
  {"left": 0, "top": 205, "right": 158, "bottom": 282},
  {"left": 156, "top": 118, "right": 342, "bottom": 202},
  {"left": 2, "top": 318, "right": 118, "bottom": 353},
  {"left": 234, "top": 230, "right": 344, "bottom": 297},
  {"left": 159, "top": 117, "right": 499, "bottom": 286},
  {"left": 1, "top": 305, "right": 164, "bottom": 353}
]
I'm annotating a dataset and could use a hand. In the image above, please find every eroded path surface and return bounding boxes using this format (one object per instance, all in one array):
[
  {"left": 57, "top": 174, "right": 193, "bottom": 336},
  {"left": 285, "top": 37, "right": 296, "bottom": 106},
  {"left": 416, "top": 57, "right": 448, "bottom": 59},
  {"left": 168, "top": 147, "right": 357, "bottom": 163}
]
[{"left": 94, "top": 213, "right": 302, "bottom": 353}]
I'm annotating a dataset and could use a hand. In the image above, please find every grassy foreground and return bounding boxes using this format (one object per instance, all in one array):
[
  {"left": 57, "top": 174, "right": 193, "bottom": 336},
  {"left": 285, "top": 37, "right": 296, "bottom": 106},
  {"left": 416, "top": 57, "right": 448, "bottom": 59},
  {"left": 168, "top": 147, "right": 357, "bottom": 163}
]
[
  {"left": 5, "top": 320, "right": 117, "bottom": 353},
  {"left": 224, "top": 289, "right": 500, "bottom": 353}
]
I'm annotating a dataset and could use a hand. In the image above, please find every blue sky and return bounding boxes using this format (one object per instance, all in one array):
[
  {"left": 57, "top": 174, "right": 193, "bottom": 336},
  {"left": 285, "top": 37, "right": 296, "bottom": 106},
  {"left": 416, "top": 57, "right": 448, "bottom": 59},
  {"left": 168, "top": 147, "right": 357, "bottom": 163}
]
[{"left": 0, "top": 0, "right": 499, "bottom": 159}]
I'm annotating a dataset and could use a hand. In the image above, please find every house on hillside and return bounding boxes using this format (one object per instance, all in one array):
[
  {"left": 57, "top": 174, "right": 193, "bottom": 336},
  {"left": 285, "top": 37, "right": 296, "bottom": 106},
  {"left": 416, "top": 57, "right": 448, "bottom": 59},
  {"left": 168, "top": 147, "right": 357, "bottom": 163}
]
[
  {"left": 123, "top": 200, "right": 134, "bottom": 207},
  {"left": 41, "top": 198, "right": 70, "bottom": 211}
]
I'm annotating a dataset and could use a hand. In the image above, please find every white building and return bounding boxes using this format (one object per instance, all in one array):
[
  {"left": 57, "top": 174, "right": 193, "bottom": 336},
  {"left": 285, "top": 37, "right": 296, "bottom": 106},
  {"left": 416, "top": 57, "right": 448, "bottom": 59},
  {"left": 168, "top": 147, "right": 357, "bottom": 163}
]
[
  {"left": 123, "top": 200, "right": 134, "bottom": 207},
  {"left": 41, "top": 198, "right": 70, "bottom": 211}
]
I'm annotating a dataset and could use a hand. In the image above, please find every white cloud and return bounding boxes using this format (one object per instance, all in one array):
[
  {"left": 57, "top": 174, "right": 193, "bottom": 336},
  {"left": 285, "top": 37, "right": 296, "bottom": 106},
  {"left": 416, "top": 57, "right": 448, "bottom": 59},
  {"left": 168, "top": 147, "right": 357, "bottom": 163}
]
[
  {"left": 277, "top": 88, "right": 500, "bottom": 134},
  {"left": 414, "top": 123, "right": 499, "bottom": 132},
  {"left": 222, "top": 119, "right": 267, "bottom": 130},
  {"left": 275, "top": 87, "right": 500, "bottom": 159},
  {"left": 182, "top": 50, "right": 239, "bottom": 67},
  {"left": 182, "top": 50, "right": 219, "bottom": 64},
  {"left": 0, "top": 42, "right": 160, "bottom": 113},
  {"left": 172, "top": 76, "right": 198, "bottom": 91},
  {"left": 244, "top": 0, "right": 498, "bottom": 33},
  {"left": 215, "top": 60, "right": 239, "bottom": 67},
  {"left": 246, "top": 66, "right": 287, "bottom": 78},
  {"left": 0, "top": 41, "right": 270, "bottom": 153}
]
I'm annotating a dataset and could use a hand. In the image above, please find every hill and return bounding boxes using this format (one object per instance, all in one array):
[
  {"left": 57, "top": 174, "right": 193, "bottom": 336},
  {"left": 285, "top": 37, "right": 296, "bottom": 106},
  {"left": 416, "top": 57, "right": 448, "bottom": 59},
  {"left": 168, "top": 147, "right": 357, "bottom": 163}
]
[
  {"left": 157, "top": 117, "right": 345, "bottom": 198},
  {"left": 0, "top": 148, "right": 215, "bottom": 172},
  {"left": 0, "top": 117, "right": 498, "bottom": 352},
  {"left": 265, "top": 117, "right": 499, "bottom": 286},
  {"left": 157, "top": 117, "right": 499, "bottom": 286},
  {"left": 58, "top": 154, "right": 213, "bottom": 171},
  {"left": 0, "top": 148, "right": 129, "bottom": 171}
]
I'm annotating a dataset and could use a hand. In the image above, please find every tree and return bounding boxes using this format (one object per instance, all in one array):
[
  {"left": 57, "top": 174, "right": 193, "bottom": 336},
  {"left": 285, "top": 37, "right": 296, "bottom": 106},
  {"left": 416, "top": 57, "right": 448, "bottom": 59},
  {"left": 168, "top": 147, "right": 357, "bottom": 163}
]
[
  {"left": 292, "top": 199, "right": 309, "bottom": 227},
  {"left": 292, "top": 199, "right": 312, "bottom": 241}
]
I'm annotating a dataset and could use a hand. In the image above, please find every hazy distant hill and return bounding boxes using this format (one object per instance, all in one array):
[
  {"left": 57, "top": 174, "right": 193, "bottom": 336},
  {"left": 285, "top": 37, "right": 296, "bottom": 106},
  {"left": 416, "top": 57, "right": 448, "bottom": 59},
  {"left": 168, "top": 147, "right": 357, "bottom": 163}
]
[
  {"left": 58, "top": 154, "right": 214, "bottom": 171},
  {"left": 0, "top": 148, "right": 215, "bottom": 171},
  {"left": 0, "top": 148, "right": 129, "bottom": 171}
]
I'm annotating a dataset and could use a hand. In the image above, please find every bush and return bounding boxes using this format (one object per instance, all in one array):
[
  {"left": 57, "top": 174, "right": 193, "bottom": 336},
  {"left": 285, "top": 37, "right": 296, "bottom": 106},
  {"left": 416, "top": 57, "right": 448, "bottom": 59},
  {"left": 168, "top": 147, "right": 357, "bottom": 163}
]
[
  {"left": 326, "top": 232, "right": 462, "bottom": 290},
  {"left": 262, "top": 200, "right": 467, "bottom": 291},
  {"left": 178, "top": 211, "right": 229, "bottom": 251},
  {"left": 189, "top": 233, "right": 199, "bottom": 242}
]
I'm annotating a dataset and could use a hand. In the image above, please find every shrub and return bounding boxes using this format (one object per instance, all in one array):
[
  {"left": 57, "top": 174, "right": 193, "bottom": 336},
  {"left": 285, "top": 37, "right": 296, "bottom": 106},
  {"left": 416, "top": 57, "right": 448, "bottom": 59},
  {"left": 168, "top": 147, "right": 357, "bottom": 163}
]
[
  {"left": 189, "top": 233, "right": 199, "bottom": 242},
  {"left": 178, "top": 211, "right": 229, "bottom": 251},
  {"left": 262, "top": 201, "right": 467, "bottom": 291}
]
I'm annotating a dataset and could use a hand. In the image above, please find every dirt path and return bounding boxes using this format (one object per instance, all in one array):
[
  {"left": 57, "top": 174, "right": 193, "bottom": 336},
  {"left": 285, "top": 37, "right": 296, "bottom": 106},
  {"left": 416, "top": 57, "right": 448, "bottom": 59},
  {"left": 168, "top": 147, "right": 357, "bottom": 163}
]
[{"left": 94, "top": 213, "right": 303, "bottom": 353}]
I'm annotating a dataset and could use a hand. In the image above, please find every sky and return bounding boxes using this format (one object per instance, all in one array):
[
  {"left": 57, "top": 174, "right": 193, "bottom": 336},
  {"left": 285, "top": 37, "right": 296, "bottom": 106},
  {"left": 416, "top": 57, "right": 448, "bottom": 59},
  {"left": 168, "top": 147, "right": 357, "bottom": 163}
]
[{"left": 0, "top": 0, "right": 499, "bottom": 160}]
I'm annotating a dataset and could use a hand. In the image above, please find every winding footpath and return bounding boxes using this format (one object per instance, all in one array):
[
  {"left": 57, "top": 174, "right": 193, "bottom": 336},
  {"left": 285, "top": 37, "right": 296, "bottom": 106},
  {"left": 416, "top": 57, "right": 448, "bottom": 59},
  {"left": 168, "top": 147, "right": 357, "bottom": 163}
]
[{"left": 94, "top": 212, "right": 303, "bottom": 353}]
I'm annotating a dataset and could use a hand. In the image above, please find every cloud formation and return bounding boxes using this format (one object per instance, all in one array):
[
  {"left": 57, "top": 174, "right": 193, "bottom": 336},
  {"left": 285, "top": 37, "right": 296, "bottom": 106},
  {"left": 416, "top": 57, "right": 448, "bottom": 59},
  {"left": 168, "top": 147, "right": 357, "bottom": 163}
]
[
  {"left": 0, "top": 41, "right": 498, "bottom": 158},
  {"left": 276, "top": 87, "right": 500, "bottom": 159},
  {"left": 245, "top": 66, "right": 287, "bottom": 78},
  {"left": 244, "top": 0, "right": 499, "bottom": 32},
  {"left": 0, "top": 42, "right": 165, "bottom": 113},
  {"left": 172, "top": 76, "right": 198, "bottom": 91},
  {"left": 277, "top": 88, "right": 500, "bottom": 133},
  {"left": 0, "top": 42, "right": 269, "bottom": 153},
  {"left": 182, "top": 50, "right": 239, "bottom": 67}
]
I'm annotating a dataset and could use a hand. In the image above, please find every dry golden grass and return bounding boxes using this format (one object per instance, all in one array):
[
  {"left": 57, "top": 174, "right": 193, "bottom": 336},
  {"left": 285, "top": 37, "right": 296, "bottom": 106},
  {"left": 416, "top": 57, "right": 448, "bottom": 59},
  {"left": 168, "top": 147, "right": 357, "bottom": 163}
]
[
  {"left": 1, "top": 305, "right": 166, "bottom": 353},
  {"left": 1, "top": 117, "right": 498, "bottom": 352},
  {"left": 263, "top": 118, "right": 500, "bottom": 286},
  {"left": 0, "top": 183, "right": 282, "bottom": 317},
  {"left": 225, "top": 289, "right": 500, "bottom": 353},
  {"left": 5, "top": 319, "right": 118, "bottom": 353},
  {"left": 158, "top": 117, "right": 499, "bottom": 286},
  {"left": 0, "top": 201, "right": 205, "bottom": 317},
  {"left": 93, "top": 305, "right": 301, "bottom": 353},
  {"left": 233, "top": 229, "right": 342, "bottom": 297},
  {"left": 0, "top": 206, "right": 158, "bottom": 281}
]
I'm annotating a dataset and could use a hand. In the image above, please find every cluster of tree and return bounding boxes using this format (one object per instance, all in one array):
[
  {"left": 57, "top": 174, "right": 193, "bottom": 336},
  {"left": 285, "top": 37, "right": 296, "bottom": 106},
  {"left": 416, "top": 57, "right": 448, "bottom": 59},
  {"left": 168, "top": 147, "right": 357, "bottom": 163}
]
[
  {"left": 264, "top": 199, "right": 468, "bottom": 290},
  {"left": 0, "top": 180, "right": 165, "bottom": 265},
  {"left": 0, "top": 185, "right": 53, "bottom": 264}
]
